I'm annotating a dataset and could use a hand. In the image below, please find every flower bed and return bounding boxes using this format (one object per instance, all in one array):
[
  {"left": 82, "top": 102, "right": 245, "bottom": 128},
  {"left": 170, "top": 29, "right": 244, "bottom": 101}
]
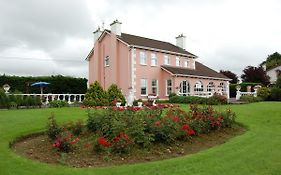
[
  {"left": 48, "top": 104, "right": 236, "bottom": 154},
  {"left": 11, "top": 104, "right": 242, "bottom": 167}
]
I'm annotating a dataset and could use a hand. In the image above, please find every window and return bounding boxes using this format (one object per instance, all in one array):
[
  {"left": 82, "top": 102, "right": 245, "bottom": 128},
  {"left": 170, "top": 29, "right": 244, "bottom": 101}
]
[
  {"left": 140, "top": 79, "right": 147, "bottom": 96},
  {"left": 151, "top": 53, "right": 157, "bottom": 66},
  {"left": 164, "top": 55, "right": 170, "bottom": 65},
  {"left": 151, "top": 79, "right": 158, "bottom": 95},
  {"left": 207, "top": 82, "right": 215, "bottom": 92},
  {"left": 166, "top": 79, "right": 172, "bottom": 96},
  {"left": 104, "top": 56, "right": 109, "bottom": 66},
  {"left": 176, "top": 57, "right": 180, "bottom": 66},
  {"left": 184, "top": 60, "right": 189, "bottom": 68},
  {"left": 218, "top": 82, "right": 227, "bottom": 94},
  {"left": 194, "top": 81, "right": 203, "bottom": 95},
  {"left": 179, "top": 80, "right": 190, "bottom": 96},
  {"left": 140, "top": 51, "right": 147, "bottom": 65}
]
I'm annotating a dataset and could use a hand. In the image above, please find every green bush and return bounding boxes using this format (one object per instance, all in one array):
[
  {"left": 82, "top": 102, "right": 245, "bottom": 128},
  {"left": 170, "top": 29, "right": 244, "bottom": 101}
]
[
  {"left": 257, "top": 87, "right": 271, "bottom": 100},
  {"left": 0, "top": 74, "right": 87, "bottom": 94},
  {"left": 47, "top": 114, "right": 62, "bottom": 140},
  {"left": 269, "top": 87, "right": 281, "bottom": 101},
  {"left": 169, "top": 95, "right": 227, "bottom": 105},
  {"left": 0, "top": 90, "right": 9, "bottom": 109},
  {"left": 107, "top": 84, "right": 126, "bottom": 105},
  {"left": 240, "top": 96, "right": 262, "bottom": 103},
  {"left": 49, "top": 100, "right": 68, "bottom": 108},
  {"left": 206, "top": 94, "right": 227, "bottom": 105},
  {"left": 83, "top": 81, "right": 109, "bottom": 106},
  {"left": 63, "top": 120, "right": 84, "bottom": 136}
]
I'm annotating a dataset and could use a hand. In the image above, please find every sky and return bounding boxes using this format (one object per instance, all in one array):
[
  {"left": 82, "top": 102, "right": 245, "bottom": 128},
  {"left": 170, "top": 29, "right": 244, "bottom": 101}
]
[{"left": 0, "top": 0, "right": 280, "bottom": 79}]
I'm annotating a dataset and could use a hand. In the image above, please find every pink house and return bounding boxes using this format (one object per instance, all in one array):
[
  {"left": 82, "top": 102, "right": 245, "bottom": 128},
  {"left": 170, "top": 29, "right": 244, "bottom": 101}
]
[{"left": 87, "top": 20, "right": 231, "bottom": 100}]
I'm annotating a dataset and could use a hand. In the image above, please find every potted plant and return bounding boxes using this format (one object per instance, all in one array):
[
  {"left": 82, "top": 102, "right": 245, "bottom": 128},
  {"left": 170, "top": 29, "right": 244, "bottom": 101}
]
[
  {"left": 137, "top": 99, "right": 143, "bottom": 107},
  {"left": 116, "top": 98, "right": 122, "bottom": 107}
]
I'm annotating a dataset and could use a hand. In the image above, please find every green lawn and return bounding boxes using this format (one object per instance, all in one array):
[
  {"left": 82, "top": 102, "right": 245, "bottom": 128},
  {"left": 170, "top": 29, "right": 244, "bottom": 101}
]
[{"left": 0, "top": 102, "right": 281, "bottom": 175}]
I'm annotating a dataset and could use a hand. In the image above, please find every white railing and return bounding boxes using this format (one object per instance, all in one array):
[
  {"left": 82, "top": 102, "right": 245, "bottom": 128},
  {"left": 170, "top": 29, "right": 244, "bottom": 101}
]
[
  {"left": 236, "top": 91, "right": 257, "bottom": 100},
  {"left": 9, "top": 93, "right": 85, "bottom": 104},
  {"left": 194, "top": 91, "right": 213, "bottom": 98}
]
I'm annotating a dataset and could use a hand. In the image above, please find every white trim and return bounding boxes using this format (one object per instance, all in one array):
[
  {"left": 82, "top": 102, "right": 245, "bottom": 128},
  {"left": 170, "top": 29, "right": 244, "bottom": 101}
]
[{"left": 131, "top": 45, "right": 197, "bottom": 58}]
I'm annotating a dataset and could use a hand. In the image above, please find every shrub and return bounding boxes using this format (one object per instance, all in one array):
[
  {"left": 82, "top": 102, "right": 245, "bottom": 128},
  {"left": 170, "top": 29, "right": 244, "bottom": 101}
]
[
  {"left": 270, "top": 87, "right": 281, "bottom": 101},
  {"left": 63, "top": 120, "right": 84, "bottom": 136},
  {"left": 83, "top": 81, "right": 109, "bottom": 106},
  {"left": 53, "top": 132, "right": 79, "bottom": 153},
  {"left": 257, "top": 87, "right": 270, "bottom": 100},
  {"left": 206, "top": 94, "right": 227, "bottom": 105},
  {"left": 0, "top": 89, "right": 9, "bottom": 109},
  {"left": 240, "top": 96, "right": 262, "bottom": 103},
  {"left": 85, "top": 105, "right": 236, "bottom": 154},
  {"left": 169, "top": 95, "right": 226, "bottom": 105},
  {"left": 168, "top": 92, "right": 177, "bottom": 99},
  {"left": 49, "top": 100, "right": 68, "bottom": 108},
  {"left": 107, "top": 84, "right": 126, "bottom": 105},
  {"left": 275, "top": 76, "right": 281, "bottom": 88},
  {"left": 47, "top": 114, "right": 62, "bottom": 140}
]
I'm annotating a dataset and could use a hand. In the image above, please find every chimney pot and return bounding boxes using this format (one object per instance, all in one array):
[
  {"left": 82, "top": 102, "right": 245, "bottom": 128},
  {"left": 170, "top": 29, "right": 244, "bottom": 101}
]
[
  {"left": 110, "top": 19, "right": 122, "bottom": 36},
  {"left": 176, "top": 34, "right": 186, "bottom": 50}
]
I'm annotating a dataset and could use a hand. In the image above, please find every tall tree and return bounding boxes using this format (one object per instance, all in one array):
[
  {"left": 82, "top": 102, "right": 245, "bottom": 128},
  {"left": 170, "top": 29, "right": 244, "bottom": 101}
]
[
  {"left": 241, "top": 66, "right": 270, "bottom": 85},
  {"left": 219, "top": 70, "right": 238, "bottom": 84}
]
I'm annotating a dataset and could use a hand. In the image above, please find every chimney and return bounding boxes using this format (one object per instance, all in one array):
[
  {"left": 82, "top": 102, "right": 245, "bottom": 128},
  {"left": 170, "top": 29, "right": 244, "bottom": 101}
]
[
  {"left": 110, "top": 19, "right": 122, "bottom": 36},
  {"left": 93, "top": 27, "right": 102, "bottom": 44},
  {"left": 176, "top": 34, "right": 186, "bottom": 50}
]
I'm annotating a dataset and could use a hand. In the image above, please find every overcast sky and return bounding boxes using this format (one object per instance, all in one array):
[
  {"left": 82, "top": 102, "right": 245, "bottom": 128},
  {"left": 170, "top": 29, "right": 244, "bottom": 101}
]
[{"left": 0, "top": 0, "right": 280, "bottom": 79}]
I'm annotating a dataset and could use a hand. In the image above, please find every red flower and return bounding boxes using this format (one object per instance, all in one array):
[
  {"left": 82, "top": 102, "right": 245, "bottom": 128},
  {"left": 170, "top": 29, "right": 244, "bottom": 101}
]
[
  {"left": 120, "top": 132, "right": 129, "bottom": 139},
  {"left": 98, "top": 136, "right": 111, "bottom": 147},
  {"left": 172, "top": 116, "right": 180, "bottom": 122},
  {"left": 182, "top": 124, "right": 190, "bottom": 130},
  {"left": 154, "top": 120, "right": 161, "bottom": 126},
  {"left": 187, "top": 129, "right": 196, "bottom": 136},
  {"left": 113, "top": 136, "right": 121, "bottom": 142}
]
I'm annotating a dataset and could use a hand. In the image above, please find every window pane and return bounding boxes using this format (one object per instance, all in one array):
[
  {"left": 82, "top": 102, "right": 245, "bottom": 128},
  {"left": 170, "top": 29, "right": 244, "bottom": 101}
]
[{"left": 140, "top": 52, "right": 146, "bottom": 64}]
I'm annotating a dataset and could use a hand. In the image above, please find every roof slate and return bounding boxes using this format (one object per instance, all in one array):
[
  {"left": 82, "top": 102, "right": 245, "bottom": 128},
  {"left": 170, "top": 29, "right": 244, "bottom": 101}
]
[{"left": 161, "top": 62, "right": 230, "bottom": 80}]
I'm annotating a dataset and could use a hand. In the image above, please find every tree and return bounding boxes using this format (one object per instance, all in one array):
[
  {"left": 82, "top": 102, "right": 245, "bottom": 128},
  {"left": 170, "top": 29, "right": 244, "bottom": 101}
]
[
  {"left": 83, "top": 81, "right": 109, "bottom": 106},
  {"left": 241, "top": 66, "right": 270, "bottom": 85},
  {"left": 265, "top": 52, "right": 281, "bottom": 70},
  {"left": 107, "top": 84, "right": 126, "bottom": 105},
  {"left": 219, "top": 70, "right": 238, "bottom": 84}
]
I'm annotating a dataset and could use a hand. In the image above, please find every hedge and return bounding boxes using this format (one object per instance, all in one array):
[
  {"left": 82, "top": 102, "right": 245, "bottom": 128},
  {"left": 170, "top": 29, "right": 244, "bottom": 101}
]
[{"left": 0, "top": 75, "right": 87, "bottom": 94}]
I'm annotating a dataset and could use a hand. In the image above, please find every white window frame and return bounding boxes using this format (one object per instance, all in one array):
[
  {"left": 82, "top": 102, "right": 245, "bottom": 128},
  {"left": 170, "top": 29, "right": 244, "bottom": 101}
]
[
  {"left": 164, "top": 55, "right": 170, "bottom": 65},
  {"left": 104, "top": 56, "right": 110, "bottom": 67},
  {"left": 151, "top": 79, "right": 158, "bottom": 95},
  {"left": 166, "top": 79, "right": 172, "bottom": 96},
  {"left": 194, "top": 81, "right": 203, "bottom": 95},
  {"left": 151, "top": 53, "right": 157, "bottom": 66},
  {"left": 176, "top": 57, "right": 180, "bottom": 67},
  {"left": 140, "top": 51, "right": 147, "bottom": 65},
  {"left": 207, "top": 82, "right": 215, "bottom": 92},
  {"left": 140, "top": 79, "right": 148, "bottom": 96}
]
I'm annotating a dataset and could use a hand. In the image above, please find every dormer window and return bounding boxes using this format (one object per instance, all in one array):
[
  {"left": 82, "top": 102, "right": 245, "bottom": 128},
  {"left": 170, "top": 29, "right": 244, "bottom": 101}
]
[
  {"left": 104, "top": 56, "right": 109, "bottom": 67},
  {"left": 164, "top": 55, "right": 170, "bottom": 65},
  {"left": 176, "top": 57, "right": 180, "bottom": 66}
]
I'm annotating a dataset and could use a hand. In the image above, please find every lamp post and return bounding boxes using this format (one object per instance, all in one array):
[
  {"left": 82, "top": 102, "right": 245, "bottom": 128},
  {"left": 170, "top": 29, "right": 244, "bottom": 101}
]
[{"left": 3, "top": 84, "right": 10, "bottom": 94}]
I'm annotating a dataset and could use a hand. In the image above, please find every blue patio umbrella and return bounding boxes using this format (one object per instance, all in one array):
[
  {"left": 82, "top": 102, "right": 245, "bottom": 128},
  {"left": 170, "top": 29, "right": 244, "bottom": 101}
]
[{"left": 31, "top": 82, "right": 50, "bottom": 94}]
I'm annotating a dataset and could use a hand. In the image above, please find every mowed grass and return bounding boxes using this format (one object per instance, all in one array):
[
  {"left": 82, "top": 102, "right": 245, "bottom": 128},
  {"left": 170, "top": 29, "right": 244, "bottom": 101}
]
[{"left": 0, "top": 102, "right": 281, "bottom": 175}]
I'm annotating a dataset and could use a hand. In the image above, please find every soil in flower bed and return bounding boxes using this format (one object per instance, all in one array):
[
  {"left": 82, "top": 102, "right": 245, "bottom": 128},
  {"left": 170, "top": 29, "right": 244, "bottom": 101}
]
[{"left": 12, "top": 125, "right": 245, "bottom": 168}]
